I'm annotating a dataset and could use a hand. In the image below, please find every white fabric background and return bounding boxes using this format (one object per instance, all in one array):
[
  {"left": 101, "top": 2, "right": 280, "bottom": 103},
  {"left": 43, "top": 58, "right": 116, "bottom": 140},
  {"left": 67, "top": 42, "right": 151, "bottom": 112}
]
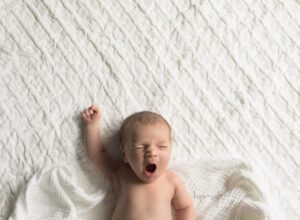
[{"left": 0, "top": 0, "right": 299, "bottom": 219}]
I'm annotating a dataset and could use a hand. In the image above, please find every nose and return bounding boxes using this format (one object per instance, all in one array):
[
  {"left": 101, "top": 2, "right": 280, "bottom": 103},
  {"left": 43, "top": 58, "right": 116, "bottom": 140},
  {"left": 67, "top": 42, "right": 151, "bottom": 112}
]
[{"left": 146, "top": 146, "right": 158, "bottom": 158}]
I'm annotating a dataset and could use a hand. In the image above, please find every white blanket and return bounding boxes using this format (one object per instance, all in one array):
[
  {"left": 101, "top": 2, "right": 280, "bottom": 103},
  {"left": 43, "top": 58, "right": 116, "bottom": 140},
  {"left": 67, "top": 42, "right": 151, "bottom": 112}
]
[
  {"left": 8, "top": 158, "right": 269, "bottom": 220},
  {"left": 1, "top": 0, "right": 299, "bottom": 219}
]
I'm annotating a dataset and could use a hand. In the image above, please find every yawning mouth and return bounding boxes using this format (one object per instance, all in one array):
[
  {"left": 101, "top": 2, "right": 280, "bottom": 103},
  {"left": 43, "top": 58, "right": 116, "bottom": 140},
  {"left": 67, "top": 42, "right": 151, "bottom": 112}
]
[{"left": 145, "top": 163, "right": 156, "bottom": 173}]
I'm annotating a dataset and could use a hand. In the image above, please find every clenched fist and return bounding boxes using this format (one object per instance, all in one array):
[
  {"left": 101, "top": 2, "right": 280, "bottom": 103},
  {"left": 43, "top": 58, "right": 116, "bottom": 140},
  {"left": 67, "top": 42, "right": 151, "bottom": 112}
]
[{"left": 81, "top": 104, "right": 101, "bottom": 126}]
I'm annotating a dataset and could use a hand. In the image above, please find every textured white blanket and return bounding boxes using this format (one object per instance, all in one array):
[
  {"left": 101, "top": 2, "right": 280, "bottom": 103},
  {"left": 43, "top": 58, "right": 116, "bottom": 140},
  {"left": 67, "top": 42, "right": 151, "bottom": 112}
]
[
  {"left": 0, "top": 0, "right": 299, "bottom": 219},
  {"left": 8, "top": 158, "right": 268, "bottom": 220}
]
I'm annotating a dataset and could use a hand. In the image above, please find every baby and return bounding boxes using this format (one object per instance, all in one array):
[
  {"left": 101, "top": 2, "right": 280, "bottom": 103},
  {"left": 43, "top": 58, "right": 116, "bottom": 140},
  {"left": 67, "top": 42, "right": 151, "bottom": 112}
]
[{"left": 81, "top": 104, "right": 196, "bottom": 220}]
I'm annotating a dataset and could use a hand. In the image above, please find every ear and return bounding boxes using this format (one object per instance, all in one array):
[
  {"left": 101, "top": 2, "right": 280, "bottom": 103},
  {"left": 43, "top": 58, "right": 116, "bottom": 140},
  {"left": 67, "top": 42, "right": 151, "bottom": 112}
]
[{"left": 119, "top": 144, "right": 128, "bottom": 163}]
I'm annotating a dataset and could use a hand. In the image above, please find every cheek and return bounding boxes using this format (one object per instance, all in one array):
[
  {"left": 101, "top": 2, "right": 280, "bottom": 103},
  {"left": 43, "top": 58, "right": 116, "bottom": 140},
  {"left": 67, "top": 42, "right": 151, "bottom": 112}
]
[
  {"left": 128, "top": 150, "right": 144, "bottom": 163},
  {"left": 160, "top": 149, "right": 171, "bottom": 162}
]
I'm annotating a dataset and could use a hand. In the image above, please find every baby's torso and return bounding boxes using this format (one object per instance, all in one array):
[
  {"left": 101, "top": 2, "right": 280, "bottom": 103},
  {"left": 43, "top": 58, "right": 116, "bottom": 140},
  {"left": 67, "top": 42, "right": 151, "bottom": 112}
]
[{"left": 111, "top": 165, "right": 175, "bottom": 220}]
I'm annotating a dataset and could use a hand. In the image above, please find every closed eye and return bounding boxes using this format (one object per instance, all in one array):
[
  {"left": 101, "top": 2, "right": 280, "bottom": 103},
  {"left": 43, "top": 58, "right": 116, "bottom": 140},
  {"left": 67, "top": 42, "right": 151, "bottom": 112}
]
[
  {"left": 135, "top": 146, "right": 144, "bottom": 149},
  {"left": 131, "top": 145, "right": 143, "bottom": 150},
  {"left": 132, "top": 144, "right": 148, "bottom": 149},
  {"left": 159, "top": 146, "right": 168, "bottom": 149}
]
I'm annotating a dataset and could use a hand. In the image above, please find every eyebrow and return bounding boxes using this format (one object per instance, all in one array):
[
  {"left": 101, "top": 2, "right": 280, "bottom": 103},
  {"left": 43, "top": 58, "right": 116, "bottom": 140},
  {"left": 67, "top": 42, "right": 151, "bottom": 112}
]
[
  {"left": 133, "top": 140, "right": 168, "bottom": 144},
  {"left": 157, "top": 141, "right": 168, "bottom": 144}
]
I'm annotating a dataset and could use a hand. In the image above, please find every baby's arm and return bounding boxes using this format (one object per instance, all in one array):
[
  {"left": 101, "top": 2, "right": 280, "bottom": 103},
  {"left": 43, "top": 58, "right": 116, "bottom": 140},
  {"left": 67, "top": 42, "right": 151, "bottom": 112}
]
[
  {"left": 81, "top": 105, "right": 119, "bottom": 181},
  {"left": 172, "top": 174, "right": 196, "bottom": 220}
]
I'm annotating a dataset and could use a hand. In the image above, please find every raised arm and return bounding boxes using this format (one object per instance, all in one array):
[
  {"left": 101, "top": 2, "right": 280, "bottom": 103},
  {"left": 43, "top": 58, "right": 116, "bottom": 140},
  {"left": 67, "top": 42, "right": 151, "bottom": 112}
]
[
  {"left": 172, "top": 174, "right": 196, "bottom": 220},
  {"left": 81, "top": 105, "right": 119, "bottom": 181}
]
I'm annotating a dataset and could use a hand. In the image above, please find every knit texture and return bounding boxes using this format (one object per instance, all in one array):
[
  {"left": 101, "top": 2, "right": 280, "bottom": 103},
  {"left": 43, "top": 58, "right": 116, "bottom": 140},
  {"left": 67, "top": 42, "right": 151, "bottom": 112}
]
[
  {"left": 8, "top": 159, "right": 268, "bottom": 220},
  {"left": 0, "top": 0, "right": 299, "bottom": 219}
]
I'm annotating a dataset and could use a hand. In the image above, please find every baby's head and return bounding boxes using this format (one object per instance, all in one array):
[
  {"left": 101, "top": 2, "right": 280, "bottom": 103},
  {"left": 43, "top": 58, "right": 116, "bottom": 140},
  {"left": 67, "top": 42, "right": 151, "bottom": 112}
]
[{"left": 120, "top": 111, "right": 172, "bottom": 183}]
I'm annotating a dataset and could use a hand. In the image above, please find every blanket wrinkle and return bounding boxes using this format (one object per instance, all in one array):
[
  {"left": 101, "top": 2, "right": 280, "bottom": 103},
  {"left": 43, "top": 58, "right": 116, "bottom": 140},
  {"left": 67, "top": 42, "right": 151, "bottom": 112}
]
[{"left": 9, "top": 158, "right": 269, "bottom": 220}]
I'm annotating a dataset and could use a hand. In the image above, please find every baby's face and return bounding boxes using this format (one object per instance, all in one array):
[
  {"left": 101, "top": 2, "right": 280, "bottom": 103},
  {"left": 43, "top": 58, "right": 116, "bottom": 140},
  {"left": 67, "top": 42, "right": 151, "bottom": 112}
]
[{"left": 123, "top": 120, "right": 171, "bottom": 183}]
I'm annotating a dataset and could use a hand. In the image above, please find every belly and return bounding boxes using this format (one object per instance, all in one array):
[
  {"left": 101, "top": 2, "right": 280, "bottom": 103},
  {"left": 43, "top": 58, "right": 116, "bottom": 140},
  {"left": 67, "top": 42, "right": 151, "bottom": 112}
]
[
  {"left": 111, "top": 185, "right": 173, "bottom": 220},
  {"left": 111, "top": 200, "right": 173, "bottom": 220}
]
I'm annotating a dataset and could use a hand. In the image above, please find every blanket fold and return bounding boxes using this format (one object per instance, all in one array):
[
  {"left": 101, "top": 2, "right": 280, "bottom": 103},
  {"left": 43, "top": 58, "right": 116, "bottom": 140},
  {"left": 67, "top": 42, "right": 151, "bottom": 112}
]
[{"left": 9, "top": 158, "right": 269, "bottom": 220}]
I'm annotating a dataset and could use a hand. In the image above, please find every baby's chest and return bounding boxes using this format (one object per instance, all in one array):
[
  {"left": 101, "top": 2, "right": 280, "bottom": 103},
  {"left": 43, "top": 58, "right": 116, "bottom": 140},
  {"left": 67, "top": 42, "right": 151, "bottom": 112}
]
[
  {"left": 116, "top": 184, "right": 173, "bottom": 220},
  {"left": 128, "top": 182, "right": 173, "bottom": 201},
  {"left": 111, "top": 172, "right": 175, "bottom": 220},
  {"left": 117, "top": 178, "right": 174, "bottom": 210}
]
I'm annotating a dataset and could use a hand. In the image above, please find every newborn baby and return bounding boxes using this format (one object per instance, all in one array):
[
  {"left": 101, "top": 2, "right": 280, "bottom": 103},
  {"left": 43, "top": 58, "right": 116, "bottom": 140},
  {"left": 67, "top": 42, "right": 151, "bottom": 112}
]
[{"left": 81, "top": 105, "right": 196, "bottom": 220}]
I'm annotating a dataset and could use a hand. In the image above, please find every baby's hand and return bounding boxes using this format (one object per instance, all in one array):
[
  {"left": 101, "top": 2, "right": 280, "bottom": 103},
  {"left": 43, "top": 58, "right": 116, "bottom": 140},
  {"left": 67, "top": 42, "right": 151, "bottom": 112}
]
[{"left": 81, "top": 104, "right": 101, "bottom": 126}]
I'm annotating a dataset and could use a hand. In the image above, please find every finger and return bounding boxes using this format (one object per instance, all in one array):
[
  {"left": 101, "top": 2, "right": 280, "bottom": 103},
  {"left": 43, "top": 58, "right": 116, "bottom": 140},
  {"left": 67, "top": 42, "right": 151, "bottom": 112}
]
[
  {"left": 82, "top": 111, "right": 88, "bottom": 119},
  {"left": 89, "top": 106, "right": 97, "bottom": 114},
  {"left": 90, "top": 105, "right": 99, "bottom": 112},
  {"left": 81, "top": 114, "right": 88, "bottom": 121},
  {"left": 84, "top": 109, "right": 90, "bottom": 117}
]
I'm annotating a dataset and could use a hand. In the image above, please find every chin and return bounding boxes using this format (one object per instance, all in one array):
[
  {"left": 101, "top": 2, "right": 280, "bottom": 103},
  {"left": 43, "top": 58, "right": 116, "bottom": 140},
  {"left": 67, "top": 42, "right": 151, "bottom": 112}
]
[{"left": 139, "top": 171, "right": 161, "bottom": 183}]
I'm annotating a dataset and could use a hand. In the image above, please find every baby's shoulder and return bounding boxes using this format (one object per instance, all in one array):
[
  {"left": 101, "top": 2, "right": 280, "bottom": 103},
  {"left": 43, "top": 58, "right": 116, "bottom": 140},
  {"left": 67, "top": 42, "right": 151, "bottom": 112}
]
[
  {"left": 164, "top": 170, "right": 186, "bottom": 199},
  {"left": 164, "top": 169, "right": 181, "bottom": 186}
]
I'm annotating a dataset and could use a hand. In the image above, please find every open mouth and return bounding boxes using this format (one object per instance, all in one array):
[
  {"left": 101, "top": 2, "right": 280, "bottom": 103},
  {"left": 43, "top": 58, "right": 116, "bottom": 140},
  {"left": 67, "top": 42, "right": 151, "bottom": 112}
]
[{"left": 145, "top": 163, "right": 156, "bottom": 173}]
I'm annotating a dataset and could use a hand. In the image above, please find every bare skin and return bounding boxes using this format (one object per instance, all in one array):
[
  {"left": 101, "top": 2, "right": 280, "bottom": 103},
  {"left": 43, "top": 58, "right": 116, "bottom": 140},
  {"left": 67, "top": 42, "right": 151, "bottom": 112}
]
[{"left": 81, "top": 105, "right": 196, "bottom": 220}]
